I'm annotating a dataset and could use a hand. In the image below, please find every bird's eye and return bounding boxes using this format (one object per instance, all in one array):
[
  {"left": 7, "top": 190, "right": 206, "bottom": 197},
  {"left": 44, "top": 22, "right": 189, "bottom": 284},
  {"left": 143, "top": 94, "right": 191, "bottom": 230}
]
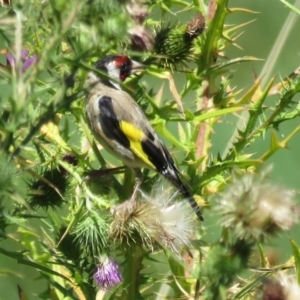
[{"left": 120, "top": 63, "right": 127, "bottom": 71}]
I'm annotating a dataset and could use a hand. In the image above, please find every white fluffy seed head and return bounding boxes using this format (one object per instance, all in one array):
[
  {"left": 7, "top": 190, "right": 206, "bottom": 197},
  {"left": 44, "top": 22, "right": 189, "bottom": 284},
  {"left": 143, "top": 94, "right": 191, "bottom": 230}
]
[
  {"left": 261, "top": 273, "right": 300, "bottom": 300},
  {"left": 215, "top": 173, "right": 299, "bottom": 239},
  {"left": 110, "top": 183, "right": 197, "bottom": 254}
]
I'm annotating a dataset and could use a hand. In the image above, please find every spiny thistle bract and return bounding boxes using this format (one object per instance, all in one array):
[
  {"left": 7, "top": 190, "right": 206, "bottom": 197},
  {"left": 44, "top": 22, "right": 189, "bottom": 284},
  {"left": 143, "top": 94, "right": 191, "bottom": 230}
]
[
  {"left": 0, "top": 152, "right": 21, "bottom": 198},
  {"left": 152, "top": 14, "right": 205, "bottom": 70},
  {"left": 72, "top": 210, "right": 109, "bottom": 258},
  {"left": 84, "top": 170, "right": 114, "bottom": 196},
  {"left": 56, "top": 226, "right": 82, "bottom": 262},
  {"left": 27, "top": 152, "right": 78, "bottom": 209},
  {"left": 28, "top": 168, "right": 69, "bottom": 209},
  {"left": 203, "top": 239, "right": 252, "bottom": 299}
]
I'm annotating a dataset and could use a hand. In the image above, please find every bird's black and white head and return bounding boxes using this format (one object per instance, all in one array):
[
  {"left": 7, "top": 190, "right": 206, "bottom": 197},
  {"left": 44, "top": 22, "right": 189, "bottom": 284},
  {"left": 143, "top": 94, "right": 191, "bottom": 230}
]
[{"left": 94, "top": 55, "right": 144, "bottom": 89}]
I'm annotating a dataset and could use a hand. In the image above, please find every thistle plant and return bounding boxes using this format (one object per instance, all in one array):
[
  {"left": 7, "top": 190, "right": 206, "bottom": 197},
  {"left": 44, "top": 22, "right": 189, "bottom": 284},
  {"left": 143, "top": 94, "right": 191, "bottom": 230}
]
[
  {"left": 93, "top": 257, "right": 123, "bottom": 291},
  {"left": 1, "top": 0, "right": 300, "bottom": 299}
]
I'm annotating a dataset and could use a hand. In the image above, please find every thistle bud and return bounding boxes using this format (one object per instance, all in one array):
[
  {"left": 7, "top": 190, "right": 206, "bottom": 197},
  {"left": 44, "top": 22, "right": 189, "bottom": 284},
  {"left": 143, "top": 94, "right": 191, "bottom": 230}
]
[
  {"left": 28, "top": 168, "right": 68, "bottom": 209},
  {"left": 153, "top": 14, "right": 205, "bottom": 69},
  {"left": 59, "top": 152, "right": 78, "bottom": 177},
  {"left": 128, "top": 24, "right": 153, "bottom": 51},
  {"left": 124, "top": 0, "right": 149, "bottom": 23},
  {"left": 186, "top": 13, "right": 206, "bottom": 38}
]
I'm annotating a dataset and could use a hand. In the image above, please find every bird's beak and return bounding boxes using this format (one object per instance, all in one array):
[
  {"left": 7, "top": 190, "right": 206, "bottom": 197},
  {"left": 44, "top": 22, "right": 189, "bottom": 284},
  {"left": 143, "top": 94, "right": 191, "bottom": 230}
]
[{"left": 130, "top": 60, "right": 145, "bottom": 74}]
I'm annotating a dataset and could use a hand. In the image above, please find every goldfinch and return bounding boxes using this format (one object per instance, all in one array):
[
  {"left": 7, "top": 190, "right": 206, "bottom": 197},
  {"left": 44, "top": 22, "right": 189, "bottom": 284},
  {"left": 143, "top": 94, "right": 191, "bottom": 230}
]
[{"left": 85, "top": 54, "right": 203, "bottom": 221}]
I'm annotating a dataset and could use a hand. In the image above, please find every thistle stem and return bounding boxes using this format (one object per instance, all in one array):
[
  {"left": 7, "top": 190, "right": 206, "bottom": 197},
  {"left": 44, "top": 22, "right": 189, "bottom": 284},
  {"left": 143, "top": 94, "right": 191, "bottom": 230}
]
[
  {"left": 195, "top": 79, "right": 210, "bottom": 169},
  {"left": 121, "top": 245, "right": 145, "bottom": 299}
]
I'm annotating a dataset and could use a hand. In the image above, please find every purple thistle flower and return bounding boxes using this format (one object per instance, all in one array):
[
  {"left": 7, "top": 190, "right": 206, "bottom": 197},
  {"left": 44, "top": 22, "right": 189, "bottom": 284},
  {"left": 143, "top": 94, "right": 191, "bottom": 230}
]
[
  {"left": 93, "top": 258, "right": 123, "bottom": 290},
  {"left": 6, "top": 50, "right": 36, "bottom": 73}
]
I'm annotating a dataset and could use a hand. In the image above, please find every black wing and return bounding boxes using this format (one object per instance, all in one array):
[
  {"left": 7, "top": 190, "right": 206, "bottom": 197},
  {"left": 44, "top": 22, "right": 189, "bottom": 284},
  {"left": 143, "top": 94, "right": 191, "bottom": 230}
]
[
  {"left": 142, "top": 135, "right": 204, "bottom": 221},
  {"left": 98, "top": 96, "right": 130, "bottom": 148}
]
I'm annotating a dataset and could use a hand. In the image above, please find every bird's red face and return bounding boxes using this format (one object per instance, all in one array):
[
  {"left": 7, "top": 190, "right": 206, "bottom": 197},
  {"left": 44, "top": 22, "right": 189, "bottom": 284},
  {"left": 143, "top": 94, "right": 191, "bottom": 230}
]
[
  {"left": 113, "top": 55, "right": 134, "bottom": 82},
  {"left": 95, "top": 55, "right": 144, "bottom": 86}
]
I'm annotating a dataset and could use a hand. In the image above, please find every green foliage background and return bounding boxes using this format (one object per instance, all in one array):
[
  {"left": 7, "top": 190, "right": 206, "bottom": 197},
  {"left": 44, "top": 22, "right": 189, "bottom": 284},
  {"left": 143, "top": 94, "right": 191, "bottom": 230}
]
[
  {"left": 211, "top": 0, "right": 300, "bottom": 259},
  {"left": 1, "top": 0, "right": 300, "bottom": 299},
  {"left": 209, "top": 1, "right": 300, "bottom": 298}
]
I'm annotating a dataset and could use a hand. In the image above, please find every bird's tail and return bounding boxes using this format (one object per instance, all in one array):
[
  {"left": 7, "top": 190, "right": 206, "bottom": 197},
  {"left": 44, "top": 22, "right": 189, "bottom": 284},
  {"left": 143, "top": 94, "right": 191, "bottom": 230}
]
[
  {"left": 165, "top": 170, "right": 204, "bottom": 221},
  {"left": 179, "top": 183, "right": 204, "bottom": 221}
]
